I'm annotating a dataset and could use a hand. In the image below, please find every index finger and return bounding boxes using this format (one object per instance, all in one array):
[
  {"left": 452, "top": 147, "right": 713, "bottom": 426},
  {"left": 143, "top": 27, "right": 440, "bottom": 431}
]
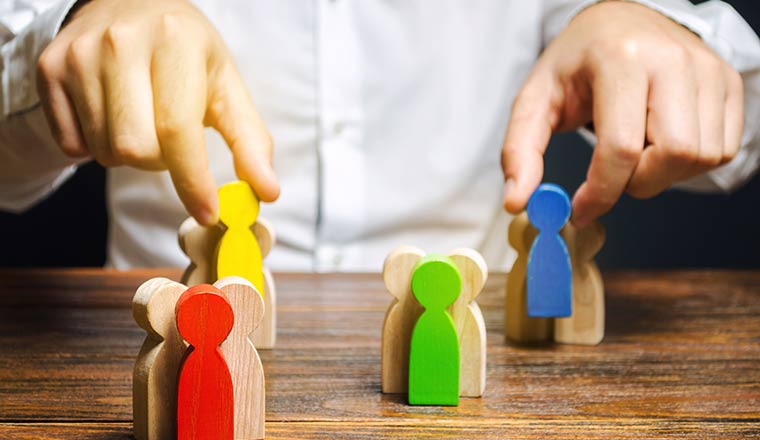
[
  {"left": 205, "top": 62, "right": 280, "bottom": 202},
  {"left": 501, "top": 71, "right": 559, "bottom": 213},
  {"left": 152, "top": 27, "right": 218, "bottom": 226},
  {"left": 571, "top": 62, "right": 648, "bottom": 227}
]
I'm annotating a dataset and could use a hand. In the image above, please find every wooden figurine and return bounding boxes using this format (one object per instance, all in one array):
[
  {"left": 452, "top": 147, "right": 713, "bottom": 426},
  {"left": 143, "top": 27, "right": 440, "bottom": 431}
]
[
  {"left": 250, "top": 218, "right": 277, "bottom": 349},
  {"left": 216, "top": 277, "right": 266, "bottom": 439},
  {"left": 178, "top": 217, "right": 223, "bottom": 287},
  {"left": 133, "top": 277, "right": 268, "bottom": 439},
  {"left": 505, "top": 212, "right": 553, "bottom": 344},
  {"left": 555, "top": 220, "right": 606, "bottom": 345},
  {"left": 382, "top": 246, "right": 488, "bottom": 399},
  {"left": 178, "top": 181, "right": 277, "bottom": 349},
  {"left": 448, "top": 248, "right": 487, "bottom": 397},
  {"left": 381, "top": 245, "right": 425, "bottom": 394},
  {"left": 132, "top": 278, "right": 188, "bottom": 440},
  {"left": 216, "top": 181, "right": 265, "bottom": 294},
  {"left": 408, "top": 254, "right": 461, "bottom": 406},
  {"left": 176, "top": 284, "right": 235, "bottom": 440},
  {"left": 526, "top": 183, "right": 572, "bottom": 318}
]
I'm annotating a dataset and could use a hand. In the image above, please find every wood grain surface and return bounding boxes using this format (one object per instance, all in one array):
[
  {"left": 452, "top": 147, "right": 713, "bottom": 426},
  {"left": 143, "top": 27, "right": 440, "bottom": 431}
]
[{"left": 0, "top": 269, "right": 759, "bottom": 438}]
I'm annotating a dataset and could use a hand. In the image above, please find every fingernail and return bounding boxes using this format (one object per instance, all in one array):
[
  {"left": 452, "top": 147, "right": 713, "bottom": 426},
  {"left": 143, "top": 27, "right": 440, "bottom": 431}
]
[
  {"left": 198, "top": 205, "right": 219, "bottom": 227},
  {"left": 263, "top": 162, "right": 277, "bottom": 184},
  {"left": 502, "top": 178, "right": 515, "bottom": 206},
  {"left": 252, "top": 168, "right": 278, "bottom": 203}
]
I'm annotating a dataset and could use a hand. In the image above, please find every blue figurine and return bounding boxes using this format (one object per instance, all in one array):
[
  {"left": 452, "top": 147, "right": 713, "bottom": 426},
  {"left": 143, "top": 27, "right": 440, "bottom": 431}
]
[{"left": 526, "top": 183, "right": 572, "bottom": 318}]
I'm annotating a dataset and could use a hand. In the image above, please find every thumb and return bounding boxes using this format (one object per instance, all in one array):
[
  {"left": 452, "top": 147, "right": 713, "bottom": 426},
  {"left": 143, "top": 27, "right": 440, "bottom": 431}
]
[
  {"left": 206, "top": 65, "right": 281, "bottom": 202},
  {"left": 501, "top": 70, "right": 561, "bottom": 213}
]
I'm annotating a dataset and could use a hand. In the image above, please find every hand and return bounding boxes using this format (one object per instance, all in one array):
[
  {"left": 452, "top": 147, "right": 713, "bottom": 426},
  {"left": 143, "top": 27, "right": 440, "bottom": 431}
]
[
  {"left": 37, "top": 0, "right": 280, "bottom": 226},
  {"left": 501, "top": 1, "right": 743, "bottom": 226}
]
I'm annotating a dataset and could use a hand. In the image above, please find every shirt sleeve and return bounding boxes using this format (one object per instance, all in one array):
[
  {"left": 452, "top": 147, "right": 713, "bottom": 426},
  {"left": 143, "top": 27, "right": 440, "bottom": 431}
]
[
  {"left": 544, "top": 0, "right": 760, "bottom": 193},
  {"left": 0, "top": 0, "right": 84, "bottom": 213}
]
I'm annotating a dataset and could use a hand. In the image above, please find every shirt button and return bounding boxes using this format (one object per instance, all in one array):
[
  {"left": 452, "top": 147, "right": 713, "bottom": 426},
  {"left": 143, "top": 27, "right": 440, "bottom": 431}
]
[
  {"left": 316, "top": 245, "right": 342, "bottom": 271},
  {"left": 332, "top": 121, "right": 346, "bottom": 136}
]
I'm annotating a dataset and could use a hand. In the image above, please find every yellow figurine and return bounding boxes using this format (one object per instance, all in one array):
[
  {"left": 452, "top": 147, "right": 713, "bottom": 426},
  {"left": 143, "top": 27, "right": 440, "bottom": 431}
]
[{"left": 215, "top": 181, "right": 265, "bottom": 296}]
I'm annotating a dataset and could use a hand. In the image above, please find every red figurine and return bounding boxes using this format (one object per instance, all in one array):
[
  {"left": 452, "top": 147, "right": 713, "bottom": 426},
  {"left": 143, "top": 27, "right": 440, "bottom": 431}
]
[{"left": 176, "top": 284, "right": 235, "bottom": 440}]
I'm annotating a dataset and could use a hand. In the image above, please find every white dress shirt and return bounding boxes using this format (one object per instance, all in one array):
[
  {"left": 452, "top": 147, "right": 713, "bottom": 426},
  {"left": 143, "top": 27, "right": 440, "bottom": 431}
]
[{"left": 0, "top": 0, "right": 758, "bottom": 272}]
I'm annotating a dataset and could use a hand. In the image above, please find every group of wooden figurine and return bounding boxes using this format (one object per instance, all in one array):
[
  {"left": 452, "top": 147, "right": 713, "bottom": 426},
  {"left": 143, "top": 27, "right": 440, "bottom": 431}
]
[
  {"left": 381, "top": 183, "right": 606, "bottom": 407},
  {"left": 132, "top": 181, "right": 605, "bottom": 439},
  {"left": 133, "top": 181, "right": 275, "bottom": 440}
]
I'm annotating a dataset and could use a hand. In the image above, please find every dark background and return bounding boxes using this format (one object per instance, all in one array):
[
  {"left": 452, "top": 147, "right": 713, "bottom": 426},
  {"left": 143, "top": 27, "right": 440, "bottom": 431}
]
[{"left": 0, "top": 0, "right": 757, "bottom": 269}]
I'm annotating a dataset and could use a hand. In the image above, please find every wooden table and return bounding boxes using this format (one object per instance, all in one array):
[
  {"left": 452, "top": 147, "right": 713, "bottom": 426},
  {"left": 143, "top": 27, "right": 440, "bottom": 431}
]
[{"left": 0, "top": 269, "right": 758, "bottom": 439}]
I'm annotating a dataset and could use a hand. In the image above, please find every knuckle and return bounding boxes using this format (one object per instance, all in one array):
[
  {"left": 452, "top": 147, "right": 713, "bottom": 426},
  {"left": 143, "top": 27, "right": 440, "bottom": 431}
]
[
  {"left": 592, "top": 197, "right": 616, "bottom": 212},
  {"left": 662, "top": 135, "right": 699, "bottom": 165},
  {"left": 158, "top": 12, "right": 190, "bottom": 40},
  {"left": 500, "top": 146, "right": 520, "bottom": 173},
  {"left": 58, "top": 136, "right": 86, "bottom": 157},
  {"left": 510, "top": 91, "right": 546, "bottom": 125},
  {"left": 511, "top": 75, "right": 550, "bottom": 111},
  {"left": 614, "top": 144, "right": 641, "bottom": 164},
  {"left": 102, "top": 23, "right": 136, "bottom": 55},
  {"left": 500, "top": 148, "right": 509, "bottom": 170},
  {"left": 500, "top": 139, "right": 528, "bottom": 170},
  {"left": 595, "top": 190, "right": 618, "bottom": 209},
  {"left": 510, "top": 89, "right": 531, "bottom": 114},
  {"left": 583, "top": 180, "right": 618, "bottom": 208},
  {"left": 626, "top": 175, "right": 668, "bottom": 200},
  {"left": 721, "top": 146, "right": 738, "bottom": 165},
  {"left": 613, "top": 38, "right": 642, "bottom": 61},
  {"left": 110, "top": 135, "right": 156, "bottom": 164},
  {"left": 698, "top": 51, "right": 724, "bottom": 77},
  {"left": 606, "top": 137, "right": 641, "bottom": 164},
  {"left": 92, "top": 150, "right": 121, "bottom": 168},
  {"left": 626, "top": 183, "right": 657, "bottom": 200},
  {"left": 155, "top": 118, "right": 188, "bottom": 141},
  {"left": 696, "top": 147, "right": 723, "bottom": 168},
  {"left": 590, "top": 38, "right": 642, "bottom": 64},
  {"left": 662, "top": 42, "right": 690, "bottom": 67},
  {"left": 36, "top": 48, "right": 60, "bottom": 82},
  {"left": 727, "top": 68, "right": 744, "bottom": 95},
  {"left": 65, "top": 37, "right": 94, "bottom": 72}
]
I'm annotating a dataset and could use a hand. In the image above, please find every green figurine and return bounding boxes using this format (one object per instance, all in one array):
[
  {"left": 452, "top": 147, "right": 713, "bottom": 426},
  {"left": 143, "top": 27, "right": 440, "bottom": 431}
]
[{"left": 408, "top": 254, "right": 461, "bottom": 406}]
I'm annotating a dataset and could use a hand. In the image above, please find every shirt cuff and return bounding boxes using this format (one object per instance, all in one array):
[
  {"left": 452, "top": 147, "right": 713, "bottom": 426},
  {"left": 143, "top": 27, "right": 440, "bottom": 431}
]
[
  {"left": 0, "top": 163, "right": 77, "bottom": 212},
  {"left": 563, "top": 1, "right": 757, "bottom": 67},
  {"left": 546, "top": 0, "right": 711, "bottom": 51},
  {"left": 1, "top": 0, "right": 80, "bottom": 118}
]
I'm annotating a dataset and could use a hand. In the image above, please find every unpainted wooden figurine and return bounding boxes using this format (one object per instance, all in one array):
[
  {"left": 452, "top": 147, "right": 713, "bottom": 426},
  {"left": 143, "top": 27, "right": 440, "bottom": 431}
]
[
  {"left": 381, "top": 245, "right": 425, "bottom": 394},
  {"left": 178, "top": 217, "right": 223, "bottom": 287},
  {"left": 216, "top": 276, "right": 266, "bottom": 439},
  {"left": 133, "top": 278, "right": 188, "bottom": 440},
  {"left": 448, "top": 248, "right": 488, "bottom": 397},
  {"left": 555, "top": 220, "right": 606, "bottom": 345},
  {"left": 505, "top": 212, "right": 554, "bottom": 344}
]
